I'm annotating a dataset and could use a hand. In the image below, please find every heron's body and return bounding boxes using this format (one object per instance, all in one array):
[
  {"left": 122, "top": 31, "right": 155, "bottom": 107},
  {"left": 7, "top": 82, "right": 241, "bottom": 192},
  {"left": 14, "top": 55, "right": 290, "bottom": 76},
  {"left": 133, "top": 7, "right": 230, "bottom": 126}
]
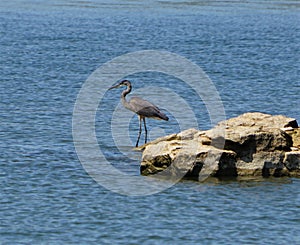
[
  {"left": 125, "top": 96, "right": 168, "bottom": 120},
  {"left": 109, "top": 80, "right": 168, "bottom": 147}
]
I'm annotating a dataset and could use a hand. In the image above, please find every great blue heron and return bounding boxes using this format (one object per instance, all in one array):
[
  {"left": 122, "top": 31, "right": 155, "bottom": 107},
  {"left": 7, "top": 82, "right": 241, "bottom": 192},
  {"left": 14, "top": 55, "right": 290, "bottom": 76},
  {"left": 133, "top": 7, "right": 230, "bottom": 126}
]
[{"left": 109, "top": 80, "right": 169, "bottom": 147}]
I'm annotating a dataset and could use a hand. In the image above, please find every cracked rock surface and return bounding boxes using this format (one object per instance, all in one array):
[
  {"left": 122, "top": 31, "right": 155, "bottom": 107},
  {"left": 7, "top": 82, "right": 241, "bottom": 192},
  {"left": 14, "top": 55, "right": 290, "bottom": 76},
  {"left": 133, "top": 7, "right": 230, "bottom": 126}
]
[{"left": 138, "top": 112, "right": 300, "bottom": 180}]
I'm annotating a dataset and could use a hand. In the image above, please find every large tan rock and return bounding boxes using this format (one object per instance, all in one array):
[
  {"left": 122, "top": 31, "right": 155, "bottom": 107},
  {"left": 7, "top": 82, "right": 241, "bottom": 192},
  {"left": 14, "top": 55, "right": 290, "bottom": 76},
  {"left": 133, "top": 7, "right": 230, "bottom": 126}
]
[
  {"left": 285, "top": 128, "right": 300, "bottom": 148},
  {"left": 139, "top": 112, "right": 300, "bottom": 180},
  {"left": 219, "top": 112, "right": 298, "bottom": 129},
  {"left": 283, "top": 151, "right": 300, "bottom": 176}
]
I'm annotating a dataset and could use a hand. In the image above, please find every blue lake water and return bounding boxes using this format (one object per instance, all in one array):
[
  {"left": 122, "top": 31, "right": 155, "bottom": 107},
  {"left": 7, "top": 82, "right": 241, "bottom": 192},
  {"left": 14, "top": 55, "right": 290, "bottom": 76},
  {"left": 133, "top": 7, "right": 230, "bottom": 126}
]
[{"left": 1, "top": 0, "right": 300, "bottom": 244}]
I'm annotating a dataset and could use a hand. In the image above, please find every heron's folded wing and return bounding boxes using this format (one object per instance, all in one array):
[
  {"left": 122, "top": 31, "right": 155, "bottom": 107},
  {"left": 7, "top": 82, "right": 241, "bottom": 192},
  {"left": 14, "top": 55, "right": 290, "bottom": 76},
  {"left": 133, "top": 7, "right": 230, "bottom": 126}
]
[
  {"left": 129, "top": 97, "right": 159, "bottom": 112},
  {"left": 129, "top": 97, "right": 168, "bottom": 120}
]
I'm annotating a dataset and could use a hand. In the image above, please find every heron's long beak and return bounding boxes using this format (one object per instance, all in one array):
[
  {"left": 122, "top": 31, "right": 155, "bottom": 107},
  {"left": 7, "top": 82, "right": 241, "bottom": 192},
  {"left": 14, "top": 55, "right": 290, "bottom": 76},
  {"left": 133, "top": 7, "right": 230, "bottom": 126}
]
[{"left": 109, "top": 84, "right": 121, "bottom": 90}]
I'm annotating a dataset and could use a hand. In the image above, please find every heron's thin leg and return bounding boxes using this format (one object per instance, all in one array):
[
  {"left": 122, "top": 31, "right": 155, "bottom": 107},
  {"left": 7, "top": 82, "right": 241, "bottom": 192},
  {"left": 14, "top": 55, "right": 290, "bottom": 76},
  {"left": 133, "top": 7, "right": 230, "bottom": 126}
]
[
  {"left": 136, "top": 116, "right": 142, "bottom": 147},
  {"left": 143, "top": 118, "right": 147, "bottom": 144}
]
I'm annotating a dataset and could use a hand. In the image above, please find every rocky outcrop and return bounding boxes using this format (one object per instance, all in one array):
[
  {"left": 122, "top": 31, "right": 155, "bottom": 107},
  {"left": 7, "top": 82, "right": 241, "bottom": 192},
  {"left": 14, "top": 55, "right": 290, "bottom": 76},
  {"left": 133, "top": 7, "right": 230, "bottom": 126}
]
[{"left": 139, "top": 112, "right": 300, "bottom": 180}]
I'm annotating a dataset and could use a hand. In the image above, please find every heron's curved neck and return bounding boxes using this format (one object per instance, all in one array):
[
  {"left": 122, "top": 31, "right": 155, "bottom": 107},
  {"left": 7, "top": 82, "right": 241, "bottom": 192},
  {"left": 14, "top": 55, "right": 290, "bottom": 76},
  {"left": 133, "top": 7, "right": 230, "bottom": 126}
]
[
  {"left": 121, "top": 84, "right": 131, "bottom": 98},
  {"left": 121, "top": 84, "right": 132, "bottom": 109}
]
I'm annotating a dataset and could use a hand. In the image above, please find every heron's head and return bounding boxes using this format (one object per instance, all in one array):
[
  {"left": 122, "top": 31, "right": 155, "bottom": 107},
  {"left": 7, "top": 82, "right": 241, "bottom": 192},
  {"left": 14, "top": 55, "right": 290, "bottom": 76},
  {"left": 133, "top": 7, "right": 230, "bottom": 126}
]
[{"left": 109, "top": 80, "right": 131, "bottom": 90}]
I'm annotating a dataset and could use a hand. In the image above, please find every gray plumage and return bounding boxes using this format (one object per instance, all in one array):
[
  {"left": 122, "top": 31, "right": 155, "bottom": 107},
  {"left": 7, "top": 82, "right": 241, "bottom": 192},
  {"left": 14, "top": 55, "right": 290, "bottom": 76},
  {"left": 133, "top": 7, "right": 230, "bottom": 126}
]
[{"left": 109, "top": 80, "right": 169, "bottom": 147}]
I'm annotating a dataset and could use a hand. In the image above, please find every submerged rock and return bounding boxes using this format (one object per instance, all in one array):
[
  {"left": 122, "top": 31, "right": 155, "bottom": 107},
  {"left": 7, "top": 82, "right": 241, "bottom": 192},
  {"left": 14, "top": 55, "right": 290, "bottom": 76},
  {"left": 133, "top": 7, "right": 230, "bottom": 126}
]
[{"left": 139, "top": 112, "right": 300, "bottom": 180}]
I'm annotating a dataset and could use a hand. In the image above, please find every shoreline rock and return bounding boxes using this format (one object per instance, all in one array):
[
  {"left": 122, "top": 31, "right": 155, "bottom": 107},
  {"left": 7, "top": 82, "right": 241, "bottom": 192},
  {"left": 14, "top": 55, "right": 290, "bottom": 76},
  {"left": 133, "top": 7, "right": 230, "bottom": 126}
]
[{"left": 139, "top": 112, "right": 300, "bottom": 180}]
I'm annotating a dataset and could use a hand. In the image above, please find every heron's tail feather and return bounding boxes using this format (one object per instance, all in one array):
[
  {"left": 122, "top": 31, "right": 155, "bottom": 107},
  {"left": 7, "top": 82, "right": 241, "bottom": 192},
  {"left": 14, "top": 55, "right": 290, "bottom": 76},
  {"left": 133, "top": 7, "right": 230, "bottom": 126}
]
[{"left": 158, "top": 112, "right": 169, "bottom": 121}]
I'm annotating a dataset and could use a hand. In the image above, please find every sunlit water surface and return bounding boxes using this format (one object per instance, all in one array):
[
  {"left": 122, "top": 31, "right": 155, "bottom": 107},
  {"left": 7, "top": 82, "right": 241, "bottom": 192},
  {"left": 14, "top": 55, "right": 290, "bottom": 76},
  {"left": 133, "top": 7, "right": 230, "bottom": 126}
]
[{"left": 1, "top": 0, "right": 300, "bottom": 244}]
